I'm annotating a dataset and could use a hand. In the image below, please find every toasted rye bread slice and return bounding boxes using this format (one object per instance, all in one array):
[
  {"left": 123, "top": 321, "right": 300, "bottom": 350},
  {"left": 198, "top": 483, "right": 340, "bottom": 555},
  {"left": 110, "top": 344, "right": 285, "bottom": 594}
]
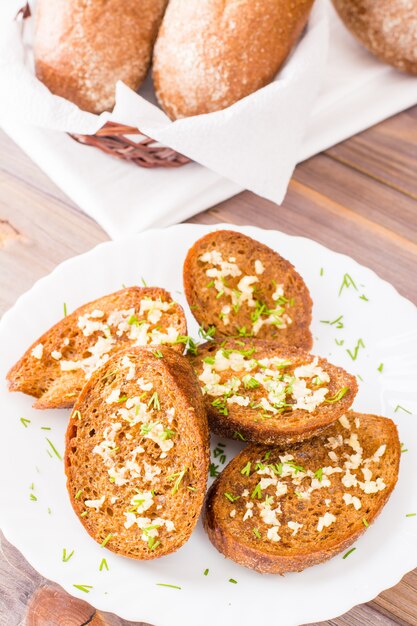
[
  {"left": 189, "top": 338, "right": 357, "bottom": 445},
  {"left": 65, "top": 346, "right": 209, "bottom": 560},
  {"left": 183, "top": 230, "right": 313, "bottom": 350},
  {"left": 7, "top": 287, "right": 187, "bottom": 409},
  {"left": 204, "top": 412, "right": 400, "bottom": 574}
]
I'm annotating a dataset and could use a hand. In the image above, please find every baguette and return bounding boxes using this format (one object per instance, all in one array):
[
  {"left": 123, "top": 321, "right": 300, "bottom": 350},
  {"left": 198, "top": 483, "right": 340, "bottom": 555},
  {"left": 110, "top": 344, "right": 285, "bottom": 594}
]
[
  {"left": 34, "top": 0, "right": 168, "bottom": 113},
  {"left": 153, "top": 0, "right": 315, "bottom": 119},
  {"left": 183, "top": 230, "right": 313, "bottom": 350},
  {"left": 7, "top": 287, "right": 187, "bottom": 409},
  {"left": 65, "top": 346, "right": 209, "bottom": 559},
  {"left": 204, "top": 412, "right": 400, "bottom": 573},
  {"left": 189, "top": 338, "right": 357, "bottom": 445}
]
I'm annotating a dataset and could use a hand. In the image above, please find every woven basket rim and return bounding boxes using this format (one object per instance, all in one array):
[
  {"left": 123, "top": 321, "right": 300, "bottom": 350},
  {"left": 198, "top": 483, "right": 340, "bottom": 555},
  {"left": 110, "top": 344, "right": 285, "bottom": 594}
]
[{"left": 17, "top": 3, "right": 191, "bottom": 169}]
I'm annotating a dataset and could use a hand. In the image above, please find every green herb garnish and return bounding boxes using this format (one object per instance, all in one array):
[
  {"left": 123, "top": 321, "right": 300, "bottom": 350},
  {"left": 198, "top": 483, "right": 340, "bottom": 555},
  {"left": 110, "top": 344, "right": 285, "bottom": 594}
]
[
  {"left": 20, "top": 417, "right": 31, "bottom": 428},
  {"left": 100, "top": 533, "right": 113, "bottom": 548},
  {"left": 199, "top": 325, "right": 216, "bottom": 341},
  {"left": 229, "top": 578, "right": 238, "bottom": 584},
  {"left": 224, "top": 492, "right": 240, "bottom": 503},
  {"left": 324, "top": 387, "right": 349, "bottom": 403},
  {"left": 203, "top": 568, "right": 209, "bottom": 576},
  {"left": 209, "top": 463, "right": 220, "bottom": 477},
  {"left": 339, "top": 273, "right": 358, "bottom": 296},
  {"left": 62, "top": 548, "right": 74, "bottom": 562},
  {"left": 46, "top": 438, "right": 62, "bottom": 460},
  {"left": 395, "top": 405, "right": 412, "bottom": 415},
  {"left": 148, "top": 392, "right": 160, "bottom": 411},
  {"left": 99, "top": 558, "right": 109, "bottom": 571},
  {"left": 152, "top": 350, "right": 164, "bottom": 359},
  {"left": 167, "top": 467, "right": 187, "bottom": 494},
  {"left": 73, "top": 584, "right": 93, "bottom": 593},
  {"left": 253, "top": 528, "right": 261, "bottom": 539},
  {"left": 320, "top": 315, "right": 344, "bottom": 329},
  {"left": 148, "top": 536, "right": 161, "bottom": 551},
  {"left": 243, "top": 377, "right": 260, "bottom": 390},
  {"left": 211, "top": 397, "right": 228, "bottom": 416},
  {"left": 314, "top": 468, "right": 323, "bottom": 482},
  {"left": 251, "top": 483, "right": 262, "bottom": 499},
  {"left": 240, "top": 462, "right": 252, "bottom": 477},
  {"left": 342, "top": 547, "right": 356, "bottom": 559},
  {"left": 346, "top": 338, "right": 365, "bottom": 361},
  {"left": 156, "top": 583, "right": 181, "bottom": 590}
]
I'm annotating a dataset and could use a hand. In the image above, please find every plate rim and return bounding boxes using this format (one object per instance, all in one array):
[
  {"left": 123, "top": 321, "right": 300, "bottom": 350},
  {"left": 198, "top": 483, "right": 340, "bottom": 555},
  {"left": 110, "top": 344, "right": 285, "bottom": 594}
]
[{"left": 0, "top": 222, "right": 416, "bottom": 625}]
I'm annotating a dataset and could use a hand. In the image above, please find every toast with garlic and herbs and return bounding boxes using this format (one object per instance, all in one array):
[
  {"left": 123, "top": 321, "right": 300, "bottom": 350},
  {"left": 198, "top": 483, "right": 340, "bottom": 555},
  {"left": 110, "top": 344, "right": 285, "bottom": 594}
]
[
  {"left": 7, "top": 287, "right": 187, "bottom": 409},
  {"left": 204, "top": 412, "right": 400, "bottom": 574},
  {"left": 183, "top": 230, "right": 313, "bottom": 350},
  {"left": 189, "top": 338, "right": 358, "bottom": 445},
  {"left": 65, "top": 346, "right": 209, "bottom": 559}
]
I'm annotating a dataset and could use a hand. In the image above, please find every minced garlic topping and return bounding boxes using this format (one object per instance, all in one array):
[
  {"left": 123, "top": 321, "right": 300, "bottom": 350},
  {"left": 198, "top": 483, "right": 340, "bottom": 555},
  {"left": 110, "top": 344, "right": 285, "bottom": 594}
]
[
  {"left": 199, "top": 250, "right": 292, "bottom": 333},
  {"left": 31, "top": 343, "right": 43, "bottom": 359},
  {"left": 222, "top": 414, "right": 388, "bottom": 544},
  {"left": 86, "top": 362, "right": 178, "bottom": 551},
  {"left": 199, "top": 350, "right": 334, "bottom": 415},
  {"left": 58, "top": 298, "right": 179, "bottom": 379}
]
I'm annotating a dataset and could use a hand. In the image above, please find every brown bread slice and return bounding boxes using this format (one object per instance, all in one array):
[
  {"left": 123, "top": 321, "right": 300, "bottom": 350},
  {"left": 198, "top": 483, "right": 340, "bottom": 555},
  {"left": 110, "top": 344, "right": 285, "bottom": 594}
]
[
  {"left": 189, "top": 338, "right": 358, "bottom": 445},
  {"left": 183, "top": 230, "right": 313, "bottom": 350},
  {"left": 204, "top": 412, "right": 400, "bottom": 574},
  {"left": 65, "top": 346, "right": 209, "bottom": 559},
  {"left": 7, "top": 287, "right": 187, "bottom": 409}
]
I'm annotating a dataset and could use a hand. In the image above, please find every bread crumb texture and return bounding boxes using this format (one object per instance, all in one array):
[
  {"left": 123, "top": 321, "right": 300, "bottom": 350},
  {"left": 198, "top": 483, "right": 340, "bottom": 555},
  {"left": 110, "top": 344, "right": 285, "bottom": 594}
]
[
  {"left": 7, "top": 287, "right": 187, "bottom": 409},
  {"left": 190, "top": 338, "right": 357, "bottom": 445},
  {"left": 34, "top": 0, "right": 168, "bottom": 112},
  {"left": 65, "top": 346, "right": 209, "bottom": 559},
  {"left": 153, "top": 0, "right": 314, "bottom": 118},
  {"left": 332, "top": 0, "right": 417, "bottom": 74},
  {"left": 204, "top": 412, "right": 400, "bottom": 573},
  {"left": 183, "top": 230, "right": 313, "bottom": 350}
]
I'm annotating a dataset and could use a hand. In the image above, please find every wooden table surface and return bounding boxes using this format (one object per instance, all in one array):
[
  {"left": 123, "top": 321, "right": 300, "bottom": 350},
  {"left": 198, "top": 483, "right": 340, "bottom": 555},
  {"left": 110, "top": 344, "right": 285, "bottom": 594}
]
[{"left": 0, "top": 106, "right": 417, "bottom": 626}]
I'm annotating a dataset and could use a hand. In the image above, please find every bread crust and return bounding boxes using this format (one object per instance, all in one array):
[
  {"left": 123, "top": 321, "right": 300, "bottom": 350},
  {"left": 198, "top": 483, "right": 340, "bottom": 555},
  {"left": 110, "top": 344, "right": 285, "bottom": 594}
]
[
  {"left": 189, "top": 338, "right": 358, "bottom": 445},
  {"left": 34, "top": 0, "right": 168, "bottom": 113},
  {"left": 153, "top": 0, "right": 314, "bottom": 119},
  {"left": 204, "top": 412, "right": 400, "bottom": 573},
  {"left": 65, "top": 346, "right": 209, "bottom": 559},
  {"left": 332, "top": 0, "right": 417, "bottom": 75},
  {"left": 183, "top": 230, "right": 313, "bottom": 351},
  {"left": 7, "top": 286, "right": 187, "bottom": 409}
]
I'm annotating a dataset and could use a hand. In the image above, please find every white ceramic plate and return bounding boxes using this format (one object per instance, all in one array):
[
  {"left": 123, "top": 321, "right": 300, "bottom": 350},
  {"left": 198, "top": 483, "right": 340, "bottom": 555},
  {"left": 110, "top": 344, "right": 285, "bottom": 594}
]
[{"left": 1, "top": 224, "right": 417, "bottom": 626}]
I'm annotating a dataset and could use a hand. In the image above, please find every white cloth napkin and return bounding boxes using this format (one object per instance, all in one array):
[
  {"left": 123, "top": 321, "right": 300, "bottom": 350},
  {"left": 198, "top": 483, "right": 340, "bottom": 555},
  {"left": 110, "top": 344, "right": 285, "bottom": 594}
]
[{"left": 0, "top": 0, "right": 416, "bottom": 239}]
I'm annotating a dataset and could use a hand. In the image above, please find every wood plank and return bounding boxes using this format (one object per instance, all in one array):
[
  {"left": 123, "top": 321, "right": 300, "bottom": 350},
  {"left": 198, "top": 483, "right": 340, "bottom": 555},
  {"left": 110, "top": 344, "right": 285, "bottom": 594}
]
[
  {"left": 307, "top": 603, "right": 402, "bottom": 626},
  {"left": 372, "top": 570, "right": 417, "bottom": 626},
  {"left": 0, "top": 168, "right": 107, "bottom": 313},
  {"left": 326, "top": 106, "right": 417, "bottom": 200}
]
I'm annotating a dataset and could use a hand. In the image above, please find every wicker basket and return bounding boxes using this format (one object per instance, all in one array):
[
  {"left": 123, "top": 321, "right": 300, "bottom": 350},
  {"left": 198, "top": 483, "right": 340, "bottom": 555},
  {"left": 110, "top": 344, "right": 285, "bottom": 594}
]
[{"left": 17, "top": 4, "right": 191, "bottom": 169}]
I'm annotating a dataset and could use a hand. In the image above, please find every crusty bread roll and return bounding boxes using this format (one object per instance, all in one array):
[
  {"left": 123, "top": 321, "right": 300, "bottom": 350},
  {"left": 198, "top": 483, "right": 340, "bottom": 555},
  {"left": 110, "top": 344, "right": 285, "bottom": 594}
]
[
  {"left": 153, "top": 0, "right": 315, "bottom": 119},
  {"left": 332, "top": 0, "right": 417, "bottom": 75},
  {"left": 34, "top": 0, "right": 168, "bottom": 114}
]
